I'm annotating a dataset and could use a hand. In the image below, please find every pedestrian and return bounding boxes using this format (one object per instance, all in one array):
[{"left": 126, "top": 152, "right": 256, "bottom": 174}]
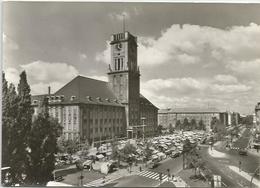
[
  {"left": 239, "top": 161, "right": 242, "bottom": 172},
  {"left": 139, "top": 166, "right": 142, "bottom": 172}
]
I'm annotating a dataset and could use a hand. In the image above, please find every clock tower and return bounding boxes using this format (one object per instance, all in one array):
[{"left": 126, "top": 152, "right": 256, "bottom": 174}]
[{"left": 108, "top": 31, "right": 140, "bottom": 128}]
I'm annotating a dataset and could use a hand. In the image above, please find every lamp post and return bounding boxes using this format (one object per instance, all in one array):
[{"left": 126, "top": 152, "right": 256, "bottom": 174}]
[{"left": 141, "top": 117, "right": 146, "bottom": 142}]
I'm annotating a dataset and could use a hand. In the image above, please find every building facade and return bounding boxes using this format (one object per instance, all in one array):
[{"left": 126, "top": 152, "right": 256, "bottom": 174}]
[
  {"left": 158, "top": 107, "right": 220, "bottom": 131},
  {"left": 32, "top": 31, "right": 158, "bottom": 142},
  {"left": 255, "top": 102, "right": 260, "bottom": 130}
]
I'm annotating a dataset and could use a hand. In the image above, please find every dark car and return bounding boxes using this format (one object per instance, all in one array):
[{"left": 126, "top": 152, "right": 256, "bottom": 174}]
[
  {"left": 238, "top": 149, "right": 247, "bottom": 156},
  {"left": 171, "top": 151, "right": 180, "bottom": 158}
]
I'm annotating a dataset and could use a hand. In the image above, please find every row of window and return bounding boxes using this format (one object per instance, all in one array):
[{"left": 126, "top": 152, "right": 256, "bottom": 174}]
[
  {"left": 90, "top": 126, "right": 123, "bottom": 133},
  {"left": 114, "top": 58, "right": 124, "bottom": 71}
]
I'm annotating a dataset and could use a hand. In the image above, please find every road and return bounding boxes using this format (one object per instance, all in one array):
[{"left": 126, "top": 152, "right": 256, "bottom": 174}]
[
  {"left": 105, "top": 128, "right": 259, "bottom": 187},
  {"left": 199, "top": 127, "right": 259, "bottom": 188},
  {"left": 216, "top": 128, "right": 260, "bottom": 177},
  {"left": 106, "top": 156, "right": 183, "bottom": 187}
]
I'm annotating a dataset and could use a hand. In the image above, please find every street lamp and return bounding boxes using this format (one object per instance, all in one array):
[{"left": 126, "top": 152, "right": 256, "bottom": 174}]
[{"left": 141, "top": 117, "right": 146, "bottom": 142}]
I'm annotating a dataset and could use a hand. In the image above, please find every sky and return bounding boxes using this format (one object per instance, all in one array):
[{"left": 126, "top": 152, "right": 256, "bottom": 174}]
[{"left": 3, "top": 2, "right": 260, "bottom": 115}]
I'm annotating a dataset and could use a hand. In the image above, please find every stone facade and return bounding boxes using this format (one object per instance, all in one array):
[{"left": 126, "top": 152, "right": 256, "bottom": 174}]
[{"left": 158, "top": 107, "right": 220, "bottom": 131}]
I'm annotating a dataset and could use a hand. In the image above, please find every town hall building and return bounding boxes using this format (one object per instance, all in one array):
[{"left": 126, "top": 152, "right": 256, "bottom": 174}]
[{"left": 32, "top": 31, "right": 158, "bottom": 144}]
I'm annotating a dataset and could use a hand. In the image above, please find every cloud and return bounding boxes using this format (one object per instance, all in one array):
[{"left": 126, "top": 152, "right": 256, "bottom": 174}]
[
  {"left": 142, "top": 77, "right": 207, "bottom": 94},
  {"left": 109, "top": 11, "right": 130, "bottom": 21},
  {"left": 88, "top": 75, "right": 108, "bottom": 82},
  {"left": 96, "top": 23, "right": 260, "bottom": 68},
  {"left": 214, "top": 74, "right": 238, "bottom": 84},
  {"left": 141, "top": 76, "right": 252, "bottom": 111},
  {"left": 79, "top": 53, "right": 87, "bottom": 61},
  {"left": 95, "top": 41, "right": 110, "bottom": 64},
  {"left": 3, "top": 33, "right": 19, "bottom": 50},
  {"left": 5, "top": 67, "right": 20, "bottom": 86},
  {"left": 20, "top": 60, "right": 79, "bottom": 84},
  {"left": 30, "top": 82, "right": 65, "bottom": 95},
  {"left": 17, "top": 61, "right": 79, "bottom": 95},
  {"left": 211, "top": 84, "right": 251, "bottom": 93},
  {"left": 226, "top": 59, "right": 260, "bottom": 78}
]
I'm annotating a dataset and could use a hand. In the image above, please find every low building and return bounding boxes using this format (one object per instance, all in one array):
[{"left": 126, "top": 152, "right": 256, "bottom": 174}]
[
  {"left": 158, "top": 107, "right": 220, "bottom": 131},
  {"left": 255, "top": 102, "right": 260, "bottom": 130}
]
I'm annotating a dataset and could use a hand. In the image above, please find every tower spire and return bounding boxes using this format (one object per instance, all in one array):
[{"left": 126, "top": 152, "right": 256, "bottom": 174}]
[{"left": 123, "top": 14, "right": 125, "bottom": 33}]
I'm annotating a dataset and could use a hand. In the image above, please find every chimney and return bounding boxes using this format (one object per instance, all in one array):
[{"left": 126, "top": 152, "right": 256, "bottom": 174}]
[{"left": 48, "top": 86, "right": 51, "bottom": 95}]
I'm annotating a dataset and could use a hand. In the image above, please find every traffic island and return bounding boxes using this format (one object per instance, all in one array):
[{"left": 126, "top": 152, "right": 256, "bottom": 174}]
[{"left": 177, "top": 168, "right": 209, "bottom": 187}]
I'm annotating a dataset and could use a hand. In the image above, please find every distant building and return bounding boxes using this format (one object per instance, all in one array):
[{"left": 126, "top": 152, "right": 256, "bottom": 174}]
[
  {"left": 32, "top": 31, "right": 158, "bottom": 143},
  {"left": 219, "top": 112, "right": 229, "bottom": 127},
  {"left": 158, "top": 107, "right": 220, "bottom": 131},
  {"left": 255, "top": 102, "right": 260, "bottom": 129}
]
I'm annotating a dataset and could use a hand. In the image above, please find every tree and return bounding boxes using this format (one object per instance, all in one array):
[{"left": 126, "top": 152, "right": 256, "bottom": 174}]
[
  {"left": 4, "top": 71, "right": 34, "bottom": 184},
  {"left": 26, "top": 97, "right": 62, "bottom": 185},
  {"left": 111, "top": 138, "right": 121, "bottom": 167},
  {"left": 189, "top": 149, "right": 205, "bottom": 176},
  {"left": 144, "top": 142, "right": 153, "bottom": 162},
  {"left": 157, "top": 125, "right": 163, "bottom": 135},
  {"left": 190, "top": 119, "right": 197, "bottom": 130},
  {"left": 122, "top": 142, "right": 137, "bottom": 168},
  {"left": 2, "top": 72, "right": 10, "bottom": 167},
  {"left": 199, "top": 119, "right": 205, "bottom": 130},
  {"left": 183, "top": 118, "right": 189, "bottom": 131},
  {"left": 169, "top": 123, "right": 174, "bottom": 134},
  {"left": 175, "top": 120, "right": 181, "bottom": 130},
  {"left": 183, "top": 139, "right": 192, "bottom": 169}
]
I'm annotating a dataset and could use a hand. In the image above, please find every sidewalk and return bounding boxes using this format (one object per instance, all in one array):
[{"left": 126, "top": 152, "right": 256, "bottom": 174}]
[
  {"left": 208, "top": 147, "right": 227, "bottom": 158},
  {"left": 228, "top": 165, "right": 260, "bottom": 188},
  {"left": 85, "top": 163, "right": 145, "bottom": 187},
  {"left": 177, "top": 169, "right": 208, "bottom": 187}
]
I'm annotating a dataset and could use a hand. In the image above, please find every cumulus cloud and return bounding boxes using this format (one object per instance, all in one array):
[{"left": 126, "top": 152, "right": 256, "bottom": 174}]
[
  {"left": 141, "top": 76, "right": 252, "bottom": 111},
  {"left": 109, "top": 11, "right": 130, "bottom": 21},
  {"left": 20, "top": 60, "right": 79, "bottom": 84},
  {"left": 226, "top": 59, "right": 260, "bottom": 78},
  {"left": 142, "top": 77, "right": 207, "bottom": 94},
  {"left": 211, "top": 84, "right": 251, "bottom": 93},
  {"left": 96, "top": 23, "right": 260, "bottom": 68},
  {"left": 95, "top": 41, "right": 110, "bottom": 64},
  {"left": 214, "top": 74, "right": 238, "bottom": 84},
  {"left": 7, "top": 60, "right": 80, "bottom": 95},
  {"left": 5, "top": 67, "right": 20, "bottom": 86}
]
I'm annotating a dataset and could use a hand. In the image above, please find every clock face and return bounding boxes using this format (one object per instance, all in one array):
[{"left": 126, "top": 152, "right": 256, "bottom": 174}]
[{"left": 115, "top": 43, "right": 122, "bottom": 51}]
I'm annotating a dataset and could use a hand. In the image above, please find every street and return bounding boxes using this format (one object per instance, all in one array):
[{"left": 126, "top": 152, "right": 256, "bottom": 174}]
[
  {"left": 105, "top": 156, "right": 183, "bottom": 187},
  {"left": 198, "top": 127, "right": 260, "bottom": 188}
]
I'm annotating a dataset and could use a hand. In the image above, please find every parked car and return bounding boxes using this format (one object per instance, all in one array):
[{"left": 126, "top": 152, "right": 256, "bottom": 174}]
[
  {"left": 83, "top": 160, "right": 93, "bottom": 169},
  {"left": 147, "top": 158, "right": 160, "bottom": 169},
  {"left": 238, "top": 149, "right": 247, "bottom": 156},
  {"left": 171, "top": 151, "right": 180, "bottom": 158}
]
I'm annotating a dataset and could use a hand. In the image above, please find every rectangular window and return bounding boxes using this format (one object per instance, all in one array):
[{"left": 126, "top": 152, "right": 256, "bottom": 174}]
[
  {"left": 95, "top": 128, "right": 98, "bottom": 133},
  {"left": 118, "top": 59, "right": 121, "bottom": 70},
  {"left": 121, "top": 58, "right": 123, "bottom": 69}
]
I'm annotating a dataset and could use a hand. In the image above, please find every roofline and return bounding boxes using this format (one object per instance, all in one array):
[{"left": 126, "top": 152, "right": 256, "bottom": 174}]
[{"left": 158, "top": 111, "right": 221, "bottom": 114}]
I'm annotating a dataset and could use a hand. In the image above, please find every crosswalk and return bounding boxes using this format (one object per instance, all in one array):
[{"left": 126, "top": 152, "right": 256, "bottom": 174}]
[
  {"left": 84, "top": 178, "right": 105, "bottom": 187},
  {"left": 137, "top": 170, "right": 169, "bottom": 182}
]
